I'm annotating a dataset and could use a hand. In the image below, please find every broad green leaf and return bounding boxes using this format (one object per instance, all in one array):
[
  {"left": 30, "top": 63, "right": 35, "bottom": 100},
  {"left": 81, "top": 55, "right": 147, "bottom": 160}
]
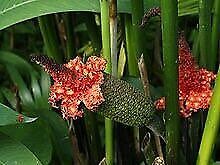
[
  {"left": 0, "top": 87, "right": 17, "bottom": 109},
  {"left": 0, "top": 132, "right": 42, "bottom": 165},
  {"left": 0, "top": 103, "right": 37, "bottom": 126},
  {"left": 0, "top": 119, "right": 52, "bottom": 165},
  {"left": 0, "top": 51, "right": 36, "bottom": 76},
  {"left": 0, "top": 0, "right": 164, "bottom": 30}
]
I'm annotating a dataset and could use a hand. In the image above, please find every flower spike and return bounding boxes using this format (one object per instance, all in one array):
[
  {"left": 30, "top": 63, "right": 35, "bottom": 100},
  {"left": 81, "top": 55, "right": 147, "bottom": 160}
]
[
  {"left": 155, "top": 36, "right": 216, "bottom": 118},
  {"left": 31, "top": 55, "right": 106, "bottom": 119}
]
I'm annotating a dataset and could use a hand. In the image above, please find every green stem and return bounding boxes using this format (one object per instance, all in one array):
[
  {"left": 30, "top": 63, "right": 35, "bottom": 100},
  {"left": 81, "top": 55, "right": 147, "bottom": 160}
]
[
  {"left": 124, "top": 14, "right": 139, "bottom": 76},
  {"left": 63, "top": 13, "right": 75, "bottom": 60},
  {"left": 110, "top": 0, "right": 117, "bottom": 78},
  {"left": 100, "top": 0, "right": 112, "bottom": 73},
  {"left": 130, "top": 0, "right": 144, "bottom": 59},
  {"left": 161, "top": 0, "right": 180, "bottom": 164},
  {"left": 199, "top": 0, "right": 212, "bottom": 67},
  {"left": 192, "top": 30, "right": 200, "bottom": 62},
  {"left": 209, "top": 0, "right": 220, "bottom": 71},
  {"left": 38, "top": 15, "right": 62, "bottom": 63},
  {"left": 100, "top": 0, "right": 114, "bottom": 164},
  {"left": 124, "top": 13, "right": 140, "bottom": 157},
  {"left": 196, "top": 67, "right": 220, "bottom": 165},
  {"left": 130, "top": 0, "right": 145, "bottom": 157}
]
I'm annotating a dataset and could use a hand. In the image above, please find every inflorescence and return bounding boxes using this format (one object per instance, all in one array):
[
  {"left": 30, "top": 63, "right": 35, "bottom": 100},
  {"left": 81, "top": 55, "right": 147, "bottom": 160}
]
[
  {"left": 31, "top": 55, "right": 106, "bottom": 119},
  {"left": 155, "top": 35, "right": 216, "bottom": 118}
]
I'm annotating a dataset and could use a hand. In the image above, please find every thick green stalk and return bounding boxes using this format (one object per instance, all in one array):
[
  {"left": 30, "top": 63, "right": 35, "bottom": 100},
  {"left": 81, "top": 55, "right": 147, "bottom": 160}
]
[
  {"left": 63, "top": 13, "right": 75, "bottom": 60},
  {"left": 124, "top": 14, "right": 139, "bottom": 76},
  {"left": 209, "top": 0, "right": 220, "bottom": 71},
  {"left": 100, "top": 0, "right": 112, "bottom": 73},
  {"left": 124, "top": 13, "right": 140, "bottom": 158},
  {"left": 100, "top": 0, "right": 114, "bottom": 164},
  {"left": 110, "top": 0, "right": 117, "bottom": 78},
  {"left": 199, "top": 0, "right": 212, "bottom": 67},
  {"left": 130, "top": 0, "right": 144, "bottom": 59},
  {"left": 130, "top": 0, "right": 145, "bottom": 156},
  {"left": 38, "top": 15, "right": 62, "bottom": 63},
  {"left": 197, "top": 67, "right": 220, "bottom": 165},
  {"left": 161, "top": 0, "right": 180, "bottom": 164}
]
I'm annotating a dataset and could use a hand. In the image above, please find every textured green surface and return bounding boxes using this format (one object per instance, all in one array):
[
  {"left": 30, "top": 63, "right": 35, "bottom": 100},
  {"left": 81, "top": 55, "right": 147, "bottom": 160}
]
[
  {"left": 99, "top": 75, "right": 154, "bottom": 126},
  {"left": 99, "top": 75, "right": 164, "bottom": 136}
]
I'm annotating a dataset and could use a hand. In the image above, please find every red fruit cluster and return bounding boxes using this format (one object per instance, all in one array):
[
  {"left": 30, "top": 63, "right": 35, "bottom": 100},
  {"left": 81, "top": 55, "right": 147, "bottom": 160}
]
[
  {"left": 155, "top": 36, "right": 216, "bottom": 118},
  {"left": 32, "top": 55, "right": 106, "bottom": 119}
]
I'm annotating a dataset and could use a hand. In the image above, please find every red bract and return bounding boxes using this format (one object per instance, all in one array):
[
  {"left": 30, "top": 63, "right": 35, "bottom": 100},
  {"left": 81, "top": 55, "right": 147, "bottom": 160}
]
[
  {"left": 32, "top": 55, "right": 106, "bottom": 119},
  {"left": 155, "top": 36, "right": 216, "bottom": 118}
]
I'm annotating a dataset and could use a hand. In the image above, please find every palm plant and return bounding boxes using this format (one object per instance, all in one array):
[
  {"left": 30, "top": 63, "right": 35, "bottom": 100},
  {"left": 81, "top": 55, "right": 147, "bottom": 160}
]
[{"left": 0, "top": 0, "right": 219, "bottom": 165}]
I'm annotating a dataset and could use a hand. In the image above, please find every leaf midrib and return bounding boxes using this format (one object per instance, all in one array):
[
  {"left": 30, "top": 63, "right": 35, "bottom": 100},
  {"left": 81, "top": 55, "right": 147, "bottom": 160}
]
[{"left": 0, "top": 0, "right": 37, "bottom": 15}]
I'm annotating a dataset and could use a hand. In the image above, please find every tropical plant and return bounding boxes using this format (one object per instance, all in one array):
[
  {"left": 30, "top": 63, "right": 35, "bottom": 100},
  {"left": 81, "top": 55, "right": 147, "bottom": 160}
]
[{"left": 0, "top": 0, "right": 219, "bottom": 165}]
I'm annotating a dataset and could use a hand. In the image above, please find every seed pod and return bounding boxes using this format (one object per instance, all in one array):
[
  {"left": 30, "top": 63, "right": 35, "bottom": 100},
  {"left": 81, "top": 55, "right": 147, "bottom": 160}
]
[{"left": 99, "top": 74, "right": 164, "bottom": 137}]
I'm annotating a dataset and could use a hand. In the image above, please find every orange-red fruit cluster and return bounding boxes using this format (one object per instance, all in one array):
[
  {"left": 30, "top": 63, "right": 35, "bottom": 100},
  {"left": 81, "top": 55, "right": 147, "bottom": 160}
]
[
  {"left": 44, "top": 56, "right": 106, "bottom": 119},
  {"left": 155, "top": 36, "right": 216, "bottom": 118}
]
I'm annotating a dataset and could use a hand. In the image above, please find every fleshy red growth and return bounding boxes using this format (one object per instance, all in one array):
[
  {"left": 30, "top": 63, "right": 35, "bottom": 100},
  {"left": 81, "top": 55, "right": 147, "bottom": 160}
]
[
  {"left": 17, "top": 114, "right": 24, "bottom": 123},
  {"left": 155, "top": 35, "right": 216, "bottom": 118},
  {"left": 32, "top": 55, "right": 106, "bottom": 119}
]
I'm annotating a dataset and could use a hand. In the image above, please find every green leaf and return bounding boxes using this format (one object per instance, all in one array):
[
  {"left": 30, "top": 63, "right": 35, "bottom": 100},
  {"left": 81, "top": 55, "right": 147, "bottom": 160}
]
[
  {"left": 0, "top": 132, "right": 42, "bottom": 165},
  {"left": 0, "top": 103, "right": 37, "bottom": 126},
  {"left": 0, "top": 87, "right": 17, "bottom": 109},
  {"left": 40, "top": 71, "right": 50, "bottom": 101},
  {"left": 0, "top": 119, "right": 52, "bottom": 165},
  {"left": 38, "top": 110, "right": 73, "bottom": 165},
  {"left": 0, "top": 0, "right": 160, "bottom": 30},
  {"left": 6, "top": 66, "right": 34, "bottom": 108},
  {"left": 30, "top": 73, "right": 42, "bottom": 102},
  {"left": 0, "top": 51, "right": 36, "bottom": 77}
]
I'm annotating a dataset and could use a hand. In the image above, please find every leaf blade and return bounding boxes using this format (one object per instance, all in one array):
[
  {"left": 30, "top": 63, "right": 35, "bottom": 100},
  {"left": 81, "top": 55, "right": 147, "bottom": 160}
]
[
  {"left": 0, "top": 103, "right": 37, "bottom": 126},
  {"left": 0, "top": 132, "right": 43, "bottom": 165}
]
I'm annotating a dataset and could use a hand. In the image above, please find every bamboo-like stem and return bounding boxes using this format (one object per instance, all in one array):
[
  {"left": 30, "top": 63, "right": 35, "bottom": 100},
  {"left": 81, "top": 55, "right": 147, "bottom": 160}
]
[
  {"left": 100, "top": 0, "right": 114, "bottom": 164},
  {"left": 63, "top": 13, "right": 75, "bottom": 60},
  {"left": 110, "top": 0, "right": 117, "bottom": 78},
  {"left": 199, "top": 0, "right": 212, "bottom": 67},
  {"left": 38, "top": 15, "right": 62, "bottom": 63},
  {"left": 196, "top": 67, "right": 220, "bottom": 165},
  {"left": 161, "top": 0, "right": 180, "bottom": 164},
  {"left": 209, "top": 0, "right": 220, "bottom": 71},
  {"left": 130, "top": 0, "right": 144, "bottom": 59},
  {"left": 100, "top": 0, "right": 112, "bottom": 73},
  {"left": 130, "top": 0, "right": 145, "bottom": 156},
  {"left": 124, "top": 14, "right": 138, "bottom": 76},
  {"left": 124, "top": 13, "right": 140, "bottom": 157}
]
